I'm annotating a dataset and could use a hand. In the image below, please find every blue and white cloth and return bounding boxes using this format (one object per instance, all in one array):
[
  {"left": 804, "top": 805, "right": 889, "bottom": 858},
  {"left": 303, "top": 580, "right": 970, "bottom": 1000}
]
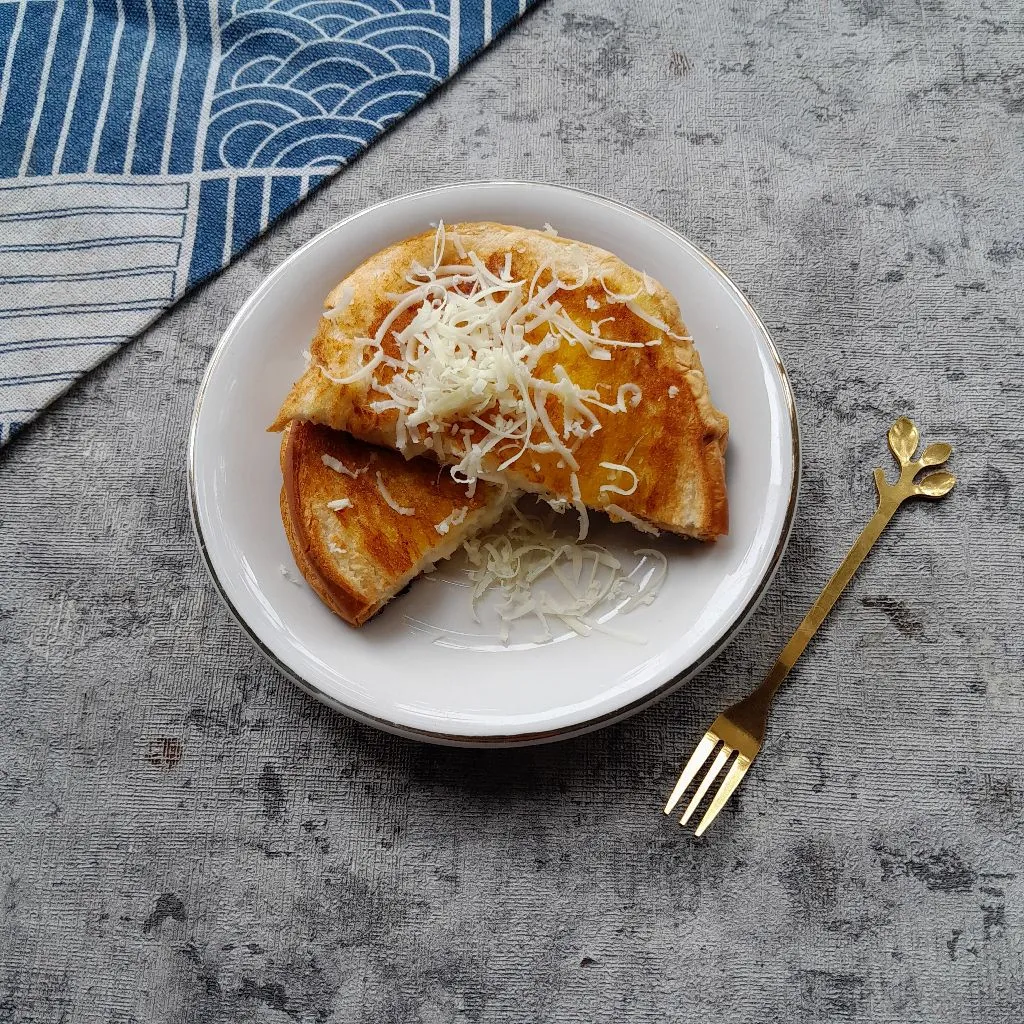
[{"left": 0, "top": 0, "right": 535, "bottom": 445}]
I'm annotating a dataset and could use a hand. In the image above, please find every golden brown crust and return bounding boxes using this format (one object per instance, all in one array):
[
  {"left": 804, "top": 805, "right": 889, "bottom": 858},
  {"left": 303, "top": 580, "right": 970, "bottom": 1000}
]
[
  {"left": 270, "top": 222, "right": 729, "bottom": 540},
  {"left": 280, "top": 483, "right": 369, "bottom": 625},
  {"left": 279, "top": 421, "right": 507, "bottom": 626}
]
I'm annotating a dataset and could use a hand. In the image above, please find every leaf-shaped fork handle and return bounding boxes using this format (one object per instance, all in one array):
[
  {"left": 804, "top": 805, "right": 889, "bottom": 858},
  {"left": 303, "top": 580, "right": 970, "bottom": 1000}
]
[{"left": 759, "top": 417, "right": 956, "bottom": 703}]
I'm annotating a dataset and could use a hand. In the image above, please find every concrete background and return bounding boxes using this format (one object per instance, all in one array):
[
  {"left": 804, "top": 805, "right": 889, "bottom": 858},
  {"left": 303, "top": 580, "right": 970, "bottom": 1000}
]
[{"left": 2, "top": 1, "right": 1022, "bottom": 1020}]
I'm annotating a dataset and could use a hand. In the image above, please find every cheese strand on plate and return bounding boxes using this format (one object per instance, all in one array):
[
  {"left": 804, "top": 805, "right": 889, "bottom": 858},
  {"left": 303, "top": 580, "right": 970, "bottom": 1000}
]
[{"left": 459, "top": 506, "right": 668, "bottom": 645}]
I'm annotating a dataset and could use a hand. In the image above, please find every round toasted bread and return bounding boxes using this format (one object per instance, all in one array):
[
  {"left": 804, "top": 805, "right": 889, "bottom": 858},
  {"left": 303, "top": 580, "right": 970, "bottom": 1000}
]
[
  {"left": 271, "top": 222, "right": 728, "bottom": 540},
  {"left": 280, "top": 421, "right": 509, "bottom": 626}
]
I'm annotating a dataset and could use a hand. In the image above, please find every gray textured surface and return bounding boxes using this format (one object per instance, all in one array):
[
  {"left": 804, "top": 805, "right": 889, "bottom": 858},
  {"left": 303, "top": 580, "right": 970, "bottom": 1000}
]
[{"left": 2, "top": 1, "right": 1023, "bottom": 1020}]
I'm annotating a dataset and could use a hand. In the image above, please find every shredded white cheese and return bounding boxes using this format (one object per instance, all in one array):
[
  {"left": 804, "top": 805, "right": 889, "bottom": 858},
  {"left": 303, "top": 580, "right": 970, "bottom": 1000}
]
[
  {"left": 460, "top": 506, "right": 667, "bottom": 645},
  {"left": 375, "top": 471, "right": 415, "bottom": 516},
  {"left": 668, "top": 385, "right": 679, "bottom": 398},
  {"left": 323, "top": 284, "right": 355, "bottom": 320},
  {"left": 310, "top": 225, "right": 692, "bottom": 548},
  {"left": 599, "top": 277, "right": 644, "bottom": 303},
  {"left": 605, "top": 504, "right": 661, "bottom": 536},
  {"left": 542, "top": 222, "right": 558, "bottom": 236},
  {"left": 279, "top": 565, "right": 301, "bottom": 585},
  {"left": 323, "top": 222, "right": 665, "bottom": 496},
  {"left": 569, "top": 471, "right": 589, "bottom": 541},
  {"left": 599, "top": 462, "right": 639, "bottom": 497},
  {"left": 328, "top": 541, "right": 347, "bottom": 556},
  {"left": 321, "top": 454, "right": 366, "bottom": 478},
  {"left": 625, "top": 298, "right": 686, "bottom": 340},
  {"left": 326, "top": 498, "right": 351, "bottom": 511},
  {"left": 435, "top": 506, "right": 469, "bottom": 535},
  {"left": 615, "top": 549, "right": 668, "bottom": 612}
]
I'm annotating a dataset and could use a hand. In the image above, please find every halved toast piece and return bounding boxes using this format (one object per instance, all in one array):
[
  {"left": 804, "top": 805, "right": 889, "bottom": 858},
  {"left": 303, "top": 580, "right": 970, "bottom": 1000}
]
[
  {"left": 269, "top": 222, "right": 728, "bottom": 540},
  {"left": 280, "top": 421, "right": 510, "bottom": 626}
]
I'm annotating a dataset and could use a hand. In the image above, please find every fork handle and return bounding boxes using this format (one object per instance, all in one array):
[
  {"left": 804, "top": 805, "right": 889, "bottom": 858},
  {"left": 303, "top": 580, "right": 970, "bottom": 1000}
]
[{"left": 760, "top": 498, "right": 899, "bottom": 701}]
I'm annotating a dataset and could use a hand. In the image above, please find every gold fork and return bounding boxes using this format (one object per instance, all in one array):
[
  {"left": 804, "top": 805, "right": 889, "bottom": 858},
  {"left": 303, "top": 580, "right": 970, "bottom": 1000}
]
[{"left": 665, "top": 417, "right": 956, "bottom": 835}]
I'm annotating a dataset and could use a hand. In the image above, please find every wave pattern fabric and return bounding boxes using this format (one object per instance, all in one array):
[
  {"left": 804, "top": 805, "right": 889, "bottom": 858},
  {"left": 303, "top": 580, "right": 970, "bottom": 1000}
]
[{"left": 0, "top": 0, "right": 534, "bottom": 444}]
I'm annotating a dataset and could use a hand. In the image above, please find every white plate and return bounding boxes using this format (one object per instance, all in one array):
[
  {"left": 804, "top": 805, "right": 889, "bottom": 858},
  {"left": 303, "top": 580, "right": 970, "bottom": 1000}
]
[{"left": 189, "top": 182, "right": 799, "bottom": 746}]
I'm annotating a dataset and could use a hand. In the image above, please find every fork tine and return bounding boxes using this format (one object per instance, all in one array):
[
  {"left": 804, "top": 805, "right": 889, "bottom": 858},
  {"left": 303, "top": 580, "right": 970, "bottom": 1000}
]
[
  {"left": 680, "top": 745, "right": 732, "bottom": 825},
  {"left": 694, "top": 754, "right": 753, "bottom": 837},
  {"left": 663, "top": 732, "right": 718, "bottom": 814}
]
